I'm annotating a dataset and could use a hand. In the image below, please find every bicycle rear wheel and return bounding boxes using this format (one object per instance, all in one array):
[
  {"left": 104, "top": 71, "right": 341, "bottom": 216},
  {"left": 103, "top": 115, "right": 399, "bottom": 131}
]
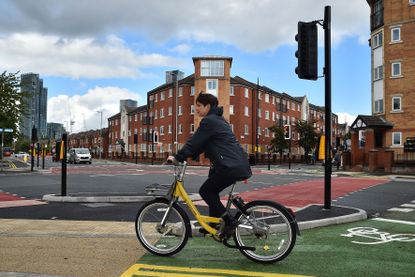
[
  {"left": 233, "top": 200, "right": 297, "bottom": 263},
  {"left": 135, "top": 198, "right": 191, "bottom": 256}
]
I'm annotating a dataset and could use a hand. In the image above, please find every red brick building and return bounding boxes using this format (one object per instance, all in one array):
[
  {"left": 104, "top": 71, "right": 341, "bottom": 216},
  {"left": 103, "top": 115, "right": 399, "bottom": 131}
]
[{"left": 105, "top": 56, "right": 340, "bottom": 163}]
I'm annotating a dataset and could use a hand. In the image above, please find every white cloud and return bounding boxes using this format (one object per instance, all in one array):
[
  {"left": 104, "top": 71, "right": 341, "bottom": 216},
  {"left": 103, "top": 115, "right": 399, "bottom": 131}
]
[
  {"left": 336, "top": 112, "right": 357, "bottom": 126},
  {"left": 47, "top": 86, "right": 142, "bottom": 133},
  {"left": 0, "top": 33, "right": 183, "bottom": 79},
  {"left": 169, "top": 43, "right": 192, "bottom": 55},
  {"left": 0, "top": 0, "right": 370, "bottom": 52}
]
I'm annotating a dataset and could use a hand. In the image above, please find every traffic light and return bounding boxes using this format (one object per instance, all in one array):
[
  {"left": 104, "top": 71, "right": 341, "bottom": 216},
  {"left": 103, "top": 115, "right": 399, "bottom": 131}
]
[
  {"left": 283, "top": 124, "right": 291, "bottom": 140},
  {"left": 295, "top": 21, "right": 318, "bottom": 80},
  {"left": 31, "top": 127, "right": 38, "bottom": 142}
]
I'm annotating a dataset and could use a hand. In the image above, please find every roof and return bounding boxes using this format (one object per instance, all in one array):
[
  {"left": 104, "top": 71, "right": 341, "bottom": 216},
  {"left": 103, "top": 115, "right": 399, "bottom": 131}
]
[{"left": 350, "top": 115, "right": 394, "bottom": 130}]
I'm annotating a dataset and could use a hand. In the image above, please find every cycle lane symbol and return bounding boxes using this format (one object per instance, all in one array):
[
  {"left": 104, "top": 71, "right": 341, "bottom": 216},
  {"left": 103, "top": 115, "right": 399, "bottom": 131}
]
[{"left": 340, "top": 227, "right": 415, "bottom": 245}]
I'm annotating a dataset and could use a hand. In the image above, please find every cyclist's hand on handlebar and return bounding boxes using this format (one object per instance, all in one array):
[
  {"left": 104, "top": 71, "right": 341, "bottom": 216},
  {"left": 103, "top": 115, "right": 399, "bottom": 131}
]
[{"left": 164, "top": 155, "right": 177, "bottom": 165}]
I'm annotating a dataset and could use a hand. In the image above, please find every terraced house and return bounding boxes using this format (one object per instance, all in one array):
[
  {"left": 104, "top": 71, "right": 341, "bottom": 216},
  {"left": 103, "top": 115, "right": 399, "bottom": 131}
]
[{"left": 106, "top": 56, "right": 341, "bottom": 163}]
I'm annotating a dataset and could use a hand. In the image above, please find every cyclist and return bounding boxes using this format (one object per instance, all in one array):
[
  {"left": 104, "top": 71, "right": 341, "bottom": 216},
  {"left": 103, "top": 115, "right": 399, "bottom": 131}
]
[{"left": 167, "top": 92, "right": 252, "bottom": 238}]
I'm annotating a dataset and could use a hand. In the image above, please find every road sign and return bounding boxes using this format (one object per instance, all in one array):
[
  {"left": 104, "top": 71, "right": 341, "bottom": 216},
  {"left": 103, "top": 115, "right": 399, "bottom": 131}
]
[{"left": 0, "top": 128, "right": 13, "bottom": 132}]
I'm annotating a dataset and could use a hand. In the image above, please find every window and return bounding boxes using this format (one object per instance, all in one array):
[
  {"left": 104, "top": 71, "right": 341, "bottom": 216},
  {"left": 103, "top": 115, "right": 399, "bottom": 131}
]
[
  {"left": 168, "top": 106, "right": 172, "bottom": 116},
  {"left": 372, "top": 32, "right": 383, "bottom": 48},
  {"left": 169, "top": 89, "right": 173, "bottom": 98},
  {"left": 168, "top": 125, "right": 172, "bottom": 134},
  {"left": 178, "top": 106, "right": 182, "bottom": 115},
  {"left": 155, "top": 94, "right": 158, "bottom": 102},
  {"left": 160, "top": 91, "right": 165, "bottom": 101},
  {"left": 265, "top": 110, "right": 270, "bottom": 120},
  {"left": 201, "top": 60, "right": 224, "bottom": 76},
  {"left": 160, "top": 126, "right": 164, "bottom": 135},
  {"left": 244, "top": 124, "right": 249, "bottom": 135},
  {"left": 160, "top": 108, "right": 164, "bottom": 118},
  {"left": 206, "top": 79, "right": 218, "bottom": 96},
  {"left": 392, "top": 96, "right": 401, "bottom": 111},
  {"left": 244, "top": 106, "right": 249, "bottom": 116},
  {"left": 244, "top": 88, "right": 249, "bottom": 98},
  {"left": 191, "top": 86, "right": 195, "bottom": 96},
  {"left": 391, "top": 27, "right": 401, "bottom": 42},
  {"left": 391, "top": 62, "right": 401, "bottom": 77},
  {"left": 298, "top": 104, "right": 301, "bottom": 111},
  {"left": 179, "top": 87, "right": 183, "bottom": 97},
  {"left": 190, "top": 105, "right": 194, "bottom": 115},
  {"left": 129, "top": 116, "right": 132, "bottom": 122},
  {"left": 257, "top": 127, "right": 261, "bottom": 135},
  {"left": 374, "top": 65, "right": 383, "bottom": 80},
  {"left": 229, "top": 105, "right": 234, "bottom": 115},
  {"left": 258, "top": 92, "right": 261, "bottom": 99},
  {"left": 190, "top": 124, "right": 195, "bottom": 134},
  {"left": 265, "top": 94, "right": 269, "bottom": 103},
  {"left": 258, "top": 108, "right": 262, "bottom": 118},
  {"left": 230, "top": 86, "right": 234, "bottom": 96},
  {"left": 154, "top": 109, "right": 158, "bottom": 119},
  {"left": 178, "top": 124, "right": 183, "bottom": 134},
  {"left": 392, "top": 132, "right": 402, "bottom": 146},
  {"left": 134, "top": 114, "right": 137, "bottom": 121},
  {"left": 292, "top": 102, "right": 295, "bottom": 110},
  {"left": 265, "top": 128, "right": 270, "bottom": 137},
  {"left": 411, "top": 0, "right": 415, "bottom": 5}
]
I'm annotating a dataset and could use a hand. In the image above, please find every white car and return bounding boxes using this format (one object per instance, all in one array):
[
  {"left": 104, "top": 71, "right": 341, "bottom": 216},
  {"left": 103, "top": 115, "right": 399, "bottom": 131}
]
[
  {"left": 68, "top": 148, "right": 92, "bottom": 164},
  {"left": 13, "top": 152, "right": 29, "bottom": 159}
]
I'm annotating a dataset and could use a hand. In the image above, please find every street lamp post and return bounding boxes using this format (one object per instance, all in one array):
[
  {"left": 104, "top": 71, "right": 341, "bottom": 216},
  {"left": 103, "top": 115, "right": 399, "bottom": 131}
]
[{"left": 96, "top": 110, "right": 103, "bottom": 159}]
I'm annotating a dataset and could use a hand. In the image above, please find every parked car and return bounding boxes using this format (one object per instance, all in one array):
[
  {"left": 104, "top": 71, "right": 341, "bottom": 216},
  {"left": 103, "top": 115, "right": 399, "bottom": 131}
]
[
  {"left": 68, "top": 148, "right": 92, "bottom": 164},
  {"left": 13, "top": 151, "right": 29, "bottom": 159}
]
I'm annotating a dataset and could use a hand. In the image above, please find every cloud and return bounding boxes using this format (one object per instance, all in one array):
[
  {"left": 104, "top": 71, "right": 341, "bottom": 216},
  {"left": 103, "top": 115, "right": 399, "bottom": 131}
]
[
  {"left": 0, "top": 33, "right": 183, "bottom": 79},
  {"left": 169, "top": 43, "right": 192, "bottom": 55},
  {"left": 336, "top": 112, "right": 357, "bottom": 126},
  {"left": 47, "top": 86, "right": 142, "bottom": 133},
  {"left": 0, "top": 0, "right": 370, "bottom": 52}
]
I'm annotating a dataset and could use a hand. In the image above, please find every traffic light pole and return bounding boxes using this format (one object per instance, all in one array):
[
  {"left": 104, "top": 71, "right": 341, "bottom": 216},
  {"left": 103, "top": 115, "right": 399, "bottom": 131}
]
[{"left": 323, "top": 6, "right": 332, "bottom": 210}]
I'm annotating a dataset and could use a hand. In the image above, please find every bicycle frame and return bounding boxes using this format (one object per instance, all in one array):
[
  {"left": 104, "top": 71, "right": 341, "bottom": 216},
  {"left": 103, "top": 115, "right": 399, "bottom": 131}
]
[{"left": 165, "top": 162, "right": 221, "bottom": 236}]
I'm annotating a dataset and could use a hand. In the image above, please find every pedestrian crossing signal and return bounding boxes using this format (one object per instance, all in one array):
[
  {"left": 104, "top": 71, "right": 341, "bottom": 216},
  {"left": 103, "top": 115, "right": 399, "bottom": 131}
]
[{"left": 284, "top": 125, "right": 291, "bottom": 140}]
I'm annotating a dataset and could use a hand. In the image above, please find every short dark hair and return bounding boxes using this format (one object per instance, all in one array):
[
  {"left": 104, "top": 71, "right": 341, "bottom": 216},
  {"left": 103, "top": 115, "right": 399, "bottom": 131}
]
[{"left": 196, "top": 92, "right": 218, "bottom": 107}]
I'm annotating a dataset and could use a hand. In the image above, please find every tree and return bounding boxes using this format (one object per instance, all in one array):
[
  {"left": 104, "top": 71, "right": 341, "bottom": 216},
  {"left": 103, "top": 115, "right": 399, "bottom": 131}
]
[
  {"left": 268, "top": 125, "right": 288, "bottom": 162},
  {"left": 295, "top": 120, "right": 318, "bottom": 164},
  {"left": 0, "top": 71, "right": 26, "bottom": 145}
]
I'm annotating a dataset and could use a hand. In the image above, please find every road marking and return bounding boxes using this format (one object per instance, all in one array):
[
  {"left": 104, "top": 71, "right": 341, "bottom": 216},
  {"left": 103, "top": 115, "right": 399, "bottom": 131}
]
[
  {"left": 120, "top": 263, "right": 312, "bottom": 277},
  {"left": 388, "top": 207, "right": 414, "bottom": 213},
  {"left": 372, "top": 217, "right": 415, "bottom": 226},
  {"left": 401, "top": 203, "right": 415, "bottom": 208}
]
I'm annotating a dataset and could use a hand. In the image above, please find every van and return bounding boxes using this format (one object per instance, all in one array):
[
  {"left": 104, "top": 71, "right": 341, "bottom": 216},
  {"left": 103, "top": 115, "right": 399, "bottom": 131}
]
[{"left": 68, "top": 148, "right": 92, "bottom": 164}]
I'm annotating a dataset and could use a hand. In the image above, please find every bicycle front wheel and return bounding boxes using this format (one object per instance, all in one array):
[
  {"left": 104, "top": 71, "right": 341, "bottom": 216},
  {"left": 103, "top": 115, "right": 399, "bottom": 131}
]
[
  {"left": 135, "top": 198, "right": 191, "bottom": 256},
  {"left": 233, "top": 200, "right": 297, "bottom": 263}
]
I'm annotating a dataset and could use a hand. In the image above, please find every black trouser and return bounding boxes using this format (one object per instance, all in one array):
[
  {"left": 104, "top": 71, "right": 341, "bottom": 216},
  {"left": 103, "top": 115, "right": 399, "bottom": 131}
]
[{"left": 199, "top": 173, "right": 235, "bottom": 218}]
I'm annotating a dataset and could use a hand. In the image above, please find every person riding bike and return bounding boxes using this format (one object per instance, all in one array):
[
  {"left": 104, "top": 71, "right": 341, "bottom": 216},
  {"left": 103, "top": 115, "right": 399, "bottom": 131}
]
[{"left": 167, "top": 92, "right": 252, "bottom": 238}]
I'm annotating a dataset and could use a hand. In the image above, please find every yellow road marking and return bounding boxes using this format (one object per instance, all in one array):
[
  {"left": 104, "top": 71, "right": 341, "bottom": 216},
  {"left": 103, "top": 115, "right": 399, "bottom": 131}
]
[{"left": 120, "top": 263, "right": 312, "bottom": 277}]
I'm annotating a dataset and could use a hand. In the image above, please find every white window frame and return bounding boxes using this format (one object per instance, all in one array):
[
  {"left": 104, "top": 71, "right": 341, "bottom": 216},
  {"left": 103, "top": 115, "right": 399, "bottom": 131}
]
[
  {"left": 391, "top": 26, "right": 401, "bottom": 43},
  {"left": 392, "top": 96, "right": 402, "bottom": 111},
  {"left": 160, "top": 108, "right": 164, "bottom": 118},
  {"left": 190, "top": 86, "right": 195, "bottom": 96},
  {"left": 201, "top": 60, "right": 224, "bottom": 77},
  {"left": 168, "top": 124, "right": 172, "bottom": 134},
  {"left": 258, "top": 108, "right": 262, "bottom": 118},
  {"left": 244, "top": 124, "right": 249, "bottom": 135},
  {"left": 179, "top": 87, "right": 183, "bottom": 97},
  {"left": 392, "top": 132, "right": 402, "bottom": 146},
  {"left": 160, "top": 126, "right": 164, "bottom": 135},
  {"left": 244, "top": 88, "right": 249, "bottom": 98},
  {"left": 229, "top": 105, "right": 234, "bottom": 115},
  {"left": 244, "top": 106, "right": 249, "bottom": 116},
  {"left": 372, "top": 31, "right": 383, "bottom": 49},
  {"left": 374, "top": 65, "right": 383, "bottom": 80},
  {"left": 265, "top": 94, "right": 269, "bottom": 103},
  {"left": 190, "top": 105, "right": 194, "bottom": 115},
  {"left": 391, "top": 62, "right": 402, "bottom": 77},
  {"left": 160, "top": 91, "right": 165, "bottom": 101},
  {"left": 168, "top": 89, "right": 173, "bottom": 98},
  {"left": 206, "top": 79, "right": 218, "bottom": 96},
  {"left": 230, "top": 124, "right": 234, "bottom": 133},
  {"left": 178, "top": 105, "right": 182, "bottom": 116},
  {"left": 168, "top": 106, "right": 172, "bottom": 116},
  {"left": 265, "top": 110, "right": 270, "bottom": 120},
  {"left": 230, "top": 86, "right": 234, "bottom": 96},
  {"left": 411, "top": 0, "right": 415, "bottom": 5},
  {"left": 190, "top": 124, "right": 195, "bottom": 134},
  {"left": 178, "top": 124, "right": 183, "bottom": 134}
]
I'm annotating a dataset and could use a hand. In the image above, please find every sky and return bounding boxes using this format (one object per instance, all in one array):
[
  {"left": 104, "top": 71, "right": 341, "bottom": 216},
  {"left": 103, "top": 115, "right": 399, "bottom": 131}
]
[{"left": 0, "top": 0, "right": 371, "bottom": 133}]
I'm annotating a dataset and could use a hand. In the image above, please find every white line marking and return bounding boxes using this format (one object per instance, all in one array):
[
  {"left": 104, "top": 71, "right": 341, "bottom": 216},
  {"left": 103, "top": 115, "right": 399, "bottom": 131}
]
[
  {"left": 401, "top": 204, "right": 415, "bottom": 208},
  {"left": 387, "top": 208, "right": 414, "bottom": 213},
  {"left": 372, "top": 217, "right": 415, "bottom": 226}
]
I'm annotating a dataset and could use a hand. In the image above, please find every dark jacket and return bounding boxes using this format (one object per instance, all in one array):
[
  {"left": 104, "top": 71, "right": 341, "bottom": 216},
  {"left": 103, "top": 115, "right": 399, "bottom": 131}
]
[{"left": 175, "top": 106, "right": 252, "bottom": 180}]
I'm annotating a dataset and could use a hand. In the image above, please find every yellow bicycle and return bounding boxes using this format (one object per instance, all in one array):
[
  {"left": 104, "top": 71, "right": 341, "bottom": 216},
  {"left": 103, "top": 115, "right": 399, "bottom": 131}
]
[{"left": 135, "top": 161, "right": 299, "bottom": 263}]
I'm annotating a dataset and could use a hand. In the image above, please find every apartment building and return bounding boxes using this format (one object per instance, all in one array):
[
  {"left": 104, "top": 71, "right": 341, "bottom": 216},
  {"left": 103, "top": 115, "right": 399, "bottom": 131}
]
[
  {"left": 362, "top": 0, "right": 415, "bottom": 152},
  {"left": 106, "top": 56, "right": 340, "bottom": 161}
]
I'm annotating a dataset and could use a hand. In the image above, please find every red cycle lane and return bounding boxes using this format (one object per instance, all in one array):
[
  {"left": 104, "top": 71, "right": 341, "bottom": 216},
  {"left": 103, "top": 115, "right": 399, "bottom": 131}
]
[
  {"left": 236, "top": 177, "right": 390, "bottom": 209},
  {"left": 0, "top": 192, "right": 46, "bottom": 208}
]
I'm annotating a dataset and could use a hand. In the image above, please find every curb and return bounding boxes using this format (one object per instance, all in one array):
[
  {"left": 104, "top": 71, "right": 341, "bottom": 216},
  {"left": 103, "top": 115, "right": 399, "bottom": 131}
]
[
  {"left": 298, "top": 205, "right": 367, "bottom": 230},
  {"left": 42, "top": 194, "right": 154, "bottom": 203}
]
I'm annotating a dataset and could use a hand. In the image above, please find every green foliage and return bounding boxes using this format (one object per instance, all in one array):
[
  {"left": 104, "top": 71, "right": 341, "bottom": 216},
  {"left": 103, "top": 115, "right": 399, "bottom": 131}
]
[
  {"left": 0, "top": 71, "right": 27, "bottom": 145},
  {"left": 268, "top": 125, "right": 287, "bottom": 156},
  {"left": 295, "top": 120, "right": 318, "bottom": 163}
]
